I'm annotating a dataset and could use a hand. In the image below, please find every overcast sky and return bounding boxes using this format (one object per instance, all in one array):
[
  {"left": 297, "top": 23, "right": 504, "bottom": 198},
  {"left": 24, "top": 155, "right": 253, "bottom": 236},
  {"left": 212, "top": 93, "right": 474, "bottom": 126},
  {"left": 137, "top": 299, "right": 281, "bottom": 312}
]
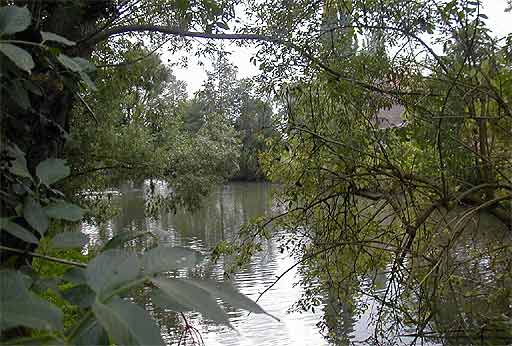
[{"left": 165, "top": 0, "right": 512, "bottom": 96}]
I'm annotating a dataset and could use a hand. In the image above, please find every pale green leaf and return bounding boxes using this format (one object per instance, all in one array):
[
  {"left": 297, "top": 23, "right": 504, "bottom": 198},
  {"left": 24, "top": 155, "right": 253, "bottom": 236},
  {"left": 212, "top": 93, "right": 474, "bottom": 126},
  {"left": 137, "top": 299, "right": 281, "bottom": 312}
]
[
  {"left": 73, "top": 57, "right": 95, "bottom": 72},
  {"left": 86, "top": 249, "right": 141, "bottom": 296},
  {"left": 79, "top": 71, "right": 97, "bottom": 90},
  {"left": 71, "top": 321, "right": 108, "bottom": 346},
  {"left": 0, "top": 6, "right": 31, "bottom": 35},
  {"left": 62, "top": 285, "right": 95, "bottom": 308},
  {"left": 0, "top": 335, "right": 66, "bottom": 345},
  {"left": 6, "top": 144, "right": 31, "bottom": 178},
  {"left": 40, "top": 31, "right": 75, "bottom": 46},
  {"left": 57, "top": 54, "right": 82, "bottom": 72},
  {"left": 187, "top": 279, "right": 279, "bottom": 320},
  {"left": 8, "top": 80, "right": 31, "bottom": 110},
  {"left": 0, "top": 270, "right": 63, "bottom": 331},
  {"left": 23, "top": 196, "right": 48, "bottom": 235},
  {"left": 62, "top": 267, "right": 87, "bottom": 285},
  {"left": 0, "top": 43, "right": 34, "bottom": 73},
  {"left": 142, "top": 245, "right": 205, "bottom": 275},
  {"left": 150, "top": 289, "right": 190, "bottom": 312},
  {"left": 0, "top": 218, "right": 38, "bottom": 244},
  {"left": 44, "top": 201, "right": 85, "bottom": 221},
  {"left": 151, "top": 277, "right": 231, "bottom": 326},
  {"left": 35, "top": 158, "right": 70, "bottom": 186},
  {"left": 93, "top": 297, "right": 164, "bottom": 346},
  {"left": 49, "top": 231, "right": 89, "bottom": 249}
]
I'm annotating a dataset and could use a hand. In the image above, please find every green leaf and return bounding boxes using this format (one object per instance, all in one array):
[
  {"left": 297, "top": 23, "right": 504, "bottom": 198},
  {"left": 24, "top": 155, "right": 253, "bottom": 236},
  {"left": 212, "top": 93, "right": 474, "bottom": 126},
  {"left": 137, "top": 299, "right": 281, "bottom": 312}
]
[
  {"left": 102, "top": 230, "right": 152, "bottom": 251},
  {"left": 187, "top": 279, "right": 279, "bottom": 321},
  {"left": 86, "top": 249, "right": 141, "bottom": 296},
  {"left": 93, "top": 297, "right": 165, "bottom": 346},
  {"left": 73, "top": 57, "right": 95, "bottom": 72},
  {"left": 8, "top": 80, "right": 31, "bottom": 110},
  {"left": 142, "top": 245, "right": 205, "bottom": 275},
  {"left": 71, "top": 321, "right": 109, "bottom": 346},
  {"left": 6, "top": 144, "right": 31, "bottom": 178},
  {"left": 24, "top": 196, "right": 48, "bottom": 235},
  {"left": 0, "top": 43, "right": 34, "bottom": 73},
  {"left": 35, "top": 158, "right": 70, "bottom": 186},
  {"left": 62, "top": 285, "right": 95, "bottom": 308},
  {"left": 40, "top": 31, "right": 75, "bottom": 46},
  {"left": 32, "top": 277, "right": 61, "bottom": 296},
  {"left": 57, "top": 54, "right": 82, "bottom": 72},
  {"left": 0, "top": 335, "right": 66, "bottom": 345},
  {"left": 0, "top": 218, "right": 38, "bottom": 244},
  {"left": 0, "top": 6, "right": 31, "bottom": 35},
  {"left": 151, "top": 277, "right": 231, "bottom": 326},
  {"left": 22, "top": 79, "right": 42, "bottom": 96},
  {"left": 150, "top": 289, "right": 189, "bottom": 312},
  {"left": 45, "top": 201, "right": 85, "bottom": 221},
  {"left": 49, "top": 231, "right": 89, "bottom": 249},
  {"left": 62, "top": 267, "right": 87, "bottom": 285},
  {"left": 79, "top": 71, "right": 97, "bottom": 90},
  {"left": 0, "top": 270, "right": 63, "bottom": 332}
]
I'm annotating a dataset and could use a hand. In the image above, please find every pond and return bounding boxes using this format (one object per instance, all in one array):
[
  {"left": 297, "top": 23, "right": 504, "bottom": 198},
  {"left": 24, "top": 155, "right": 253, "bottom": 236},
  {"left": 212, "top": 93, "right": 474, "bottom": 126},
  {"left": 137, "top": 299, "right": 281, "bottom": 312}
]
[
  {"left": 82, "top": 182, "right": 329, "bottom": 346},
  {"left": 81, "top": 182, "right": 512, "bottom": 346}
]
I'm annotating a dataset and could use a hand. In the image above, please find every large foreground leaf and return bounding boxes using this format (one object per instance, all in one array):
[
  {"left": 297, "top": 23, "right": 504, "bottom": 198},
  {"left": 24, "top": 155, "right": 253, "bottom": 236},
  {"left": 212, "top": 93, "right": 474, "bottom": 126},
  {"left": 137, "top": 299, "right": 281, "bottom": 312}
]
[
  {"left": 71, "top": 320, "right": 109, "bottom": 346},
  {"left": 86, "top": 249, "right": 140, "bottom": 296},
  {"left": 93, "top": 297, "right": 164, "bottom": 346},
  {"left": 0, "top": 335, "right": 66, "bottom": 346},
  {"left": 0, "top": 5, "right": 31, "bottom": 34},
  {"left": 35, "top": 159, "right": 70, "bottom": 186},
  {"left": 186, "top": 279, "right": 279, "bottom": 321},
  {"left": 45, "top": 201, "right": 85, "bottom": 221},
  {"left": 62, "top": 285, "right": 95, "bottom": 308},
  {"left": 62, "top": 267, "right": 87, "bottom": 285},
  {"left": 142, "top": 246, "right": 205, "bottom": 275},
  {"left": 151, "top": 277, "right": 231, "bottom": 327},
  {"left": 0, "top": 271, "right": 62, "bottom": 331},
  {"left": 0, "top": 218, "right": 38, "bottom": 244},
  {"left": 41, "top": 32, "right": 75, "bottom": 46},
  {"left": 0, "top": 43, "right": 34, "bottom": 73},
  {"left": 24, "top": 197, "right": 48, "bottom": 235},
  {"left": 6, "top": 144, "right": 31, "bottom": 178}
]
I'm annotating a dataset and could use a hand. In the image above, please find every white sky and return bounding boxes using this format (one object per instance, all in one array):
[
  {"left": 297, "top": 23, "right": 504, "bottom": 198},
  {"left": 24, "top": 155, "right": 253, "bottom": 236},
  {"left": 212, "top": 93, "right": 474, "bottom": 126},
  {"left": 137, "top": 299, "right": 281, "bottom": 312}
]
[{"left": 166, "top": 0, "right": 512, "bottom": 96}]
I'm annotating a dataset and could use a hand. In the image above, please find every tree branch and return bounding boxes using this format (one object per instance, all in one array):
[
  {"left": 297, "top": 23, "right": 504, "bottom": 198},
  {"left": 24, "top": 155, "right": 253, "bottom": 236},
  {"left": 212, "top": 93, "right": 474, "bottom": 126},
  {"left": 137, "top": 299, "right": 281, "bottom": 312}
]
[
  {"left": 87, "top": 25, "right": 282, "bottom": 47},
  {"left": 0, "top": 245, "right": 87, "bottom": 268}
]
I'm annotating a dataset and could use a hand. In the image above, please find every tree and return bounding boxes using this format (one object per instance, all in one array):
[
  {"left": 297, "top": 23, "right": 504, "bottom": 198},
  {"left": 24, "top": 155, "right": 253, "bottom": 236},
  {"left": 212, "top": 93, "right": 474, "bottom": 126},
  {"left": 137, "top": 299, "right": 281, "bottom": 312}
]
[
  {"left": 215, "top": 0, "right": 512, "bottom": 343},
  {"left": 185, "top": 56, "right": 279, "bottom": 180},
  {"left": 0, "top": 2, "right": 272, "bottom": 344}
]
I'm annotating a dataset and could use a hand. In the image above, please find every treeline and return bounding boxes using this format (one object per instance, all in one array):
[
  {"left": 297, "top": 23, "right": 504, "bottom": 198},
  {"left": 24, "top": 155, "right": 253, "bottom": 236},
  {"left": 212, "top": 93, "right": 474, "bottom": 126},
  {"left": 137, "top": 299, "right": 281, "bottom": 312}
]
[{"left": 66, "top": 42, "right": 280, "bottom": 209}]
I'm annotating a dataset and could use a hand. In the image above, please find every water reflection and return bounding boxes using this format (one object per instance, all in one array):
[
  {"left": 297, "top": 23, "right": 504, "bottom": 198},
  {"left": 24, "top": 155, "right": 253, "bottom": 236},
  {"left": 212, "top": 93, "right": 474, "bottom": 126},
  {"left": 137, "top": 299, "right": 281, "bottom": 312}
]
[
  {"left": 82, "top": 182, "right": 328, "bottom": 346},
  {"left": 81, "top": 183, "right": 511, "bottom": 346}
]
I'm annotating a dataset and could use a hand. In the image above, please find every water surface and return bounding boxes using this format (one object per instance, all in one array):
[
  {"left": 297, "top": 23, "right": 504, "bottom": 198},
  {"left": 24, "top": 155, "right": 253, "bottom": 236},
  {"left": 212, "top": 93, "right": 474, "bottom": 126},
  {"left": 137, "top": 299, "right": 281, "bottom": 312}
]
[{"left": 82, "top": 182, "right": 328, "bottom": 346}]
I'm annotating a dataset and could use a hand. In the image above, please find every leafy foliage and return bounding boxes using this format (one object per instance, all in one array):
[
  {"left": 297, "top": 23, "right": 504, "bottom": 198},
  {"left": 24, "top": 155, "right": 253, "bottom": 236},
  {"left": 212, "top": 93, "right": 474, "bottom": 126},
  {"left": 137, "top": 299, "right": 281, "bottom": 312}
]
[{"left": 0, "top": 4, "right": 272, "bottom": 345}]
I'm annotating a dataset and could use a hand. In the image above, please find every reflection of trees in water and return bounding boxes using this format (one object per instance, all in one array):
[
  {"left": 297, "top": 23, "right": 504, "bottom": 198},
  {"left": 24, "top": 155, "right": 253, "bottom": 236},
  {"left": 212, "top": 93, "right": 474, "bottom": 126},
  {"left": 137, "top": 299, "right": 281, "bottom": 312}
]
[
  {"left": 299, "top": 207, "right": 511, "bottom": 346},
  {"left": 421, "top": 211, "right": 512, "bottom": 345},
  {"left": 86, "top": 182, "right": 280, "bottom": 338}
]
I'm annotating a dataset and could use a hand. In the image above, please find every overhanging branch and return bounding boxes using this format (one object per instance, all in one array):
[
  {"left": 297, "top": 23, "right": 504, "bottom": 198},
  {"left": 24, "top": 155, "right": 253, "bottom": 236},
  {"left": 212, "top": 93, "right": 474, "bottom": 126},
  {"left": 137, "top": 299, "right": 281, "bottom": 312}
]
[
  {"left": 86, "top": 25, "right": 438, "bottom": 98},
  {"left": 87, "top": 25, "right": 282, "bottom": 47}
]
